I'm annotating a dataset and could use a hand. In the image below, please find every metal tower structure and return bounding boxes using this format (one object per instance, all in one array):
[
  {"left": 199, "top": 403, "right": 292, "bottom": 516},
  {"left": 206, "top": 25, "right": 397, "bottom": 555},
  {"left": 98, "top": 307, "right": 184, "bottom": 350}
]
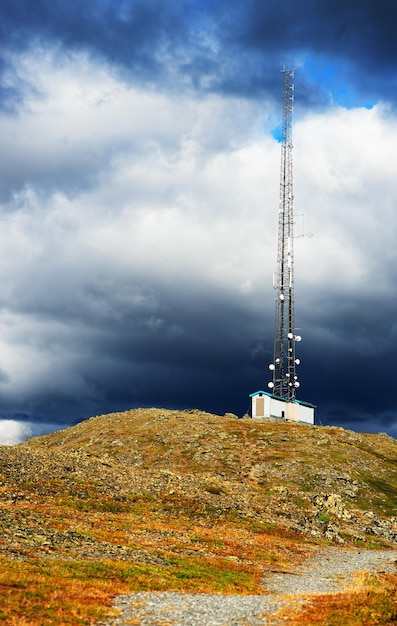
[{"left": 268, "top": 68, "right": 301, "bottom": 401}]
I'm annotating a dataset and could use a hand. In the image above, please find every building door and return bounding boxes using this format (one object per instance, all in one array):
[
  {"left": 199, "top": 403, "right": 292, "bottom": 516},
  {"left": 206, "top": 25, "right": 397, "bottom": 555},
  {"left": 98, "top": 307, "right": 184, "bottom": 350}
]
[{"left": 256, "top": 397, "right": 265, "bottom": 416}]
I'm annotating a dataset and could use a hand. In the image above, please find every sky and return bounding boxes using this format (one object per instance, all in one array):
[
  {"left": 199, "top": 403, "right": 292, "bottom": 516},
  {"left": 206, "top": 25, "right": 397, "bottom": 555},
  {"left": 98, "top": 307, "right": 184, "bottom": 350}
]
[{"left": 1, "top": 0, "right": 397, "bottom": 444}]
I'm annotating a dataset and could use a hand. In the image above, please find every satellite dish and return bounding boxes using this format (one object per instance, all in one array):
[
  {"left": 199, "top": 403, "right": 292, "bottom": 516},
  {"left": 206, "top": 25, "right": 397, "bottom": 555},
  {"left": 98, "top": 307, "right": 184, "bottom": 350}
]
[
  {"left": 268, "top": 382, "right": 274, "bottom": 389},
  {"left": 288, "top": 332, "right": 294, "bottom": 339},
  {"left": 279, "top": 294, "right": 285, "bottom": 301},
  {"left": 269, "top": 364, "right": 275, "bottom": 371},
  {"left": 295, "top": 358, "right": 300, "bottom": 365},
  {"left": 286, "top": 373, "right": 290, "bottom": 377},
  {"left": 295, "top": 335, "right": 302, "bottom": 342},
  {"left": 275, "top": 358, "right": 280, "bottom": 364},
  {"left": 294, "top": 381, "right": 300, "bottom": 388}
]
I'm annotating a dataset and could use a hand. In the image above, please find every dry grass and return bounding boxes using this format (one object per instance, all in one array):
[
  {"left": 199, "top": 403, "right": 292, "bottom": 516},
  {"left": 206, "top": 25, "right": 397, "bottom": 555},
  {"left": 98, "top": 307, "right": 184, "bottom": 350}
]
[
  {"left": 0, "top": 554, "right": 270, "bottom": 625},
  {"left": 0, "top": 515, "right": 310, "bottom": 625},
  {"left": 0, "top": 475, "right": 312, "bottom": 623}
]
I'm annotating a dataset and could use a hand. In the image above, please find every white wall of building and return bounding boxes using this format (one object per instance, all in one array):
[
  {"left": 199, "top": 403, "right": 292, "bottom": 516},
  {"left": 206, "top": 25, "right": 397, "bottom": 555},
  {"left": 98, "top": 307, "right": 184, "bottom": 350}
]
[
  {"left": 250, "top": 391, "right": 315, "bottom": 425},
  {"left": 297, "top": 403, "right": 315, "bottom": 424}
]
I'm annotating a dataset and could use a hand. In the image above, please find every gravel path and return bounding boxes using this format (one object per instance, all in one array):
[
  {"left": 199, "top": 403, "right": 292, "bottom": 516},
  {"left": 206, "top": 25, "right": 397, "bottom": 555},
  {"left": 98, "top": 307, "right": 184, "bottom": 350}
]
[
  {"left": 266, "top": 546, "right": 397, "bottom": 595},
  {"left": 103, "top": 593, "right": 283, "bottom": 625},
  {"left": 100, "top": 548, "right": 397, "bottom": 625}
]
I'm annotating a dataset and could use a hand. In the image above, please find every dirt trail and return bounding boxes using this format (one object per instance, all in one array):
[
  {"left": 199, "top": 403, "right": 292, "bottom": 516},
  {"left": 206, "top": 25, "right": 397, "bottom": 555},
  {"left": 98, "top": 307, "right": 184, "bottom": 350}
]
[{"left": 100, "top": 548, "right": 397, "bottom": 625}]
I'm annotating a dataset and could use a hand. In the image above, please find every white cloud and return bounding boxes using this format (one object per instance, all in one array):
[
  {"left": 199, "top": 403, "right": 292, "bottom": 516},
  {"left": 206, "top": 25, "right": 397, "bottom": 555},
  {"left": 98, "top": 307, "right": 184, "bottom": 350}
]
[
  {"left": 0, "top": 48, "right": 282, "bottom": 302},
  {"left": 294, "top": 104, "right": 397, "bottom": 296},
  {"left": 0, "top": 420, "right": 32, "bottom": 445}
]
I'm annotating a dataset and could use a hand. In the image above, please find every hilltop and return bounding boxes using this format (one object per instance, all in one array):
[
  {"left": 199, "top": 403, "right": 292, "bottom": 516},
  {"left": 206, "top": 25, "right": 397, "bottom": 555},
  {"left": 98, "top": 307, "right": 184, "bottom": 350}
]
[{"left": 1, "top": 408, "right": 397, "bottom": 624}]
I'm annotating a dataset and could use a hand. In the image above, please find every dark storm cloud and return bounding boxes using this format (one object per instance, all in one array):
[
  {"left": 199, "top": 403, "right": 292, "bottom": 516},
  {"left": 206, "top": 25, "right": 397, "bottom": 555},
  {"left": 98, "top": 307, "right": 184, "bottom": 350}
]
[
  {"left": 296, "top": 288, "right": 397, "bottom": 436},
  {"left": 84, "top": 284, "right": 265, "bottom": 416},
  {"left": 1, "top": 0, "right": 397, "bottom": 105},
  {"left": 0, "top": 277, "right": 267, "bottom": 427}
]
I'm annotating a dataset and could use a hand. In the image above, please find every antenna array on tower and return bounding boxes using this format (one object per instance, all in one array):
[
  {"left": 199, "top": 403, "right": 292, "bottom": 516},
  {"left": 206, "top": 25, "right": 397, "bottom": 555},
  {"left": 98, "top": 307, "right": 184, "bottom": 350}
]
[{"left": 268, "top": 68, "right": 301, "bottom": 400}]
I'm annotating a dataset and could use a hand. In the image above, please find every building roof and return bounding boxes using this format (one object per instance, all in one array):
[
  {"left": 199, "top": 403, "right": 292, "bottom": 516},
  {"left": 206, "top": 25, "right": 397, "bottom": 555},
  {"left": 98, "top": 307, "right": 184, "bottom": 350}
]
[
  {"left": 249, "top": 390, "right": 271, "bottom": 398},
  {"left": 249, "top": 390, "right": 316, "bottom": 409}
]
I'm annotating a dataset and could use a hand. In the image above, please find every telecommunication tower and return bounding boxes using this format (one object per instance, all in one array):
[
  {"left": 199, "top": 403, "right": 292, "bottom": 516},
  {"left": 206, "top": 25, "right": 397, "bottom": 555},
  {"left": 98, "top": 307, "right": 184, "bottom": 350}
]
[{"left": 268, "top": 68, "right": 302, "bottom": 400}]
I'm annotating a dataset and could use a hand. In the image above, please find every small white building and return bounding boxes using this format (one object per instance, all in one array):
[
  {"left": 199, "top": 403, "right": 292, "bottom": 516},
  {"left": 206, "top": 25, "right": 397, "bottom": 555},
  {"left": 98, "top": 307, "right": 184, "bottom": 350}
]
[{"left": 249, "top": 390, "right": 315, "bottom": 425}]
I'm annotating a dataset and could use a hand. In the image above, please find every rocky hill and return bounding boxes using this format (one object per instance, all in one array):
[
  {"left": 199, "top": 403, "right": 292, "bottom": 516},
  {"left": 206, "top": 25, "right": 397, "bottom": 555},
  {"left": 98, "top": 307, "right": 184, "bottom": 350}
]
[{"left": 1, "top": 408, "right": 397, "bottom": 624}]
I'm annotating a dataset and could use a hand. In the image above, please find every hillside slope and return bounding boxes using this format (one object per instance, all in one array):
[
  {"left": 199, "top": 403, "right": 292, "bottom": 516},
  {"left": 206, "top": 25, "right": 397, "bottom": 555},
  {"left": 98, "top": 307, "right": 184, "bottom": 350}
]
[
  {"left": 18, "top": 407, "right": 397, "bottom": 544},
  {"left": 1, "top": 408, "right": 397, "bottom": 624}
]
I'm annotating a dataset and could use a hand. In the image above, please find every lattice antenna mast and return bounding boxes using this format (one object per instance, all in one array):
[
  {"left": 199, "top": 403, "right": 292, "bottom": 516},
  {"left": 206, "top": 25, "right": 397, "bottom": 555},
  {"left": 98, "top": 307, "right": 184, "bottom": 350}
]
[{"left": 269, "top": 68, "right": 301, "bottom": 400}]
